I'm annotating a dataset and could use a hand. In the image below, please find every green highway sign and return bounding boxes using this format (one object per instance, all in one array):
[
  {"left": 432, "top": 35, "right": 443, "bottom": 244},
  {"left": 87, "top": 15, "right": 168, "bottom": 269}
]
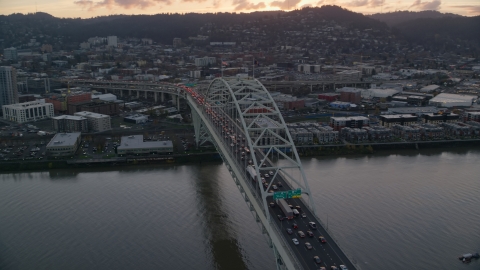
[{"left": 273, "top": 188, "right": 302, "bottom": 200}]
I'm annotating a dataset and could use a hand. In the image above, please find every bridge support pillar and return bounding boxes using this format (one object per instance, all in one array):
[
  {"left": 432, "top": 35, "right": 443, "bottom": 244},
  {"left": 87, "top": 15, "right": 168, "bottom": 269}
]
[
  {"left": 161, "top": 92, "right": 165, "bottom": 102},
  {"left": 120, "top": 90, "right": 123, "bottom": 97},
  {"left": 177, "top": 96, "right": 180, "bottom": 112},
  {"left": 137, "top": 90, "right": 140, "bottom": 99},
  {"left": 190, "top": 107, "right": 212, "bottom": 147},
  {"left": 129, "top": 89, "right": 132, "bottom": 96},
  {"left": 154, "top": 92, "right": 157, "bottom": 103},
  {"left": 145, "top": 91, "right": 147, "bottom": 99}
]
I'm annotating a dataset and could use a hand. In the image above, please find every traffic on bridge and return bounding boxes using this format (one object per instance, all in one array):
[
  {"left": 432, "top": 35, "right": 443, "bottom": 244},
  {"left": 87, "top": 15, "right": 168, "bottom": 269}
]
[{"left": 180, "top": 79, "right": 357, "bottom": 270}]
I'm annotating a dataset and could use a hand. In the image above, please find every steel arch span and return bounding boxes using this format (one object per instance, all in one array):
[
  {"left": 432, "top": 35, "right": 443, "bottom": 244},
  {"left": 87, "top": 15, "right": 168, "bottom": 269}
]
[{"left": 203, "top": 78, "right": 316, "bottom": 214}]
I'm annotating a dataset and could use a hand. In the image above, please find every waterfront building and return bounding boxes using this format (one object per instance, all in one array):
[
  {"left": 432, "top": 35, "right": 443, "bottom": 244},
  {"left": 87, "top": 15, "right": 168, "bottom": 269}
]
[
  {"left": 379, "top": 114, "right": 418, "bottom": 128},
  {"left": 391, "top": 124, "right": 422, "bottom": 141},
  {"left": 330, "top": 116, "right": 369, "bottom": 131},
  {"left": 2, "top": 99, "right": 54, "bottom": 123},
  {"left": 0, "top": 66, "right": 18, "bottom": 111},
  {"left": 52, "top": 115, "right": 89, "bottom": 133},
  {"left": 117, "top": 135, "right": 173, "bottom": 155},
  {"left": 46, "top": 132, "right": 81, "bottom": 157},
  {"left": 74, "top": 111, "right": 111, "bottom": 132},
  {"left": 341, "top": 127, "right": 368, "bottom": 143},
  {"left": 421, "top": 113, "right": 459, "bottom": 124}
]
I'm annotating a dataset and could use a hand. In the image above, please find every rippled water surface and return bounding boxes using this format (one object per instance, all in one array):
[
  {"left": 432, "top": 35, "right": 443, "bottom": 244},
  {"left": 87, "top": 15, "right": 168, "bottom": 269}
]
[{"left": 1, "top": 147, "right": 480, "bottom": 270}]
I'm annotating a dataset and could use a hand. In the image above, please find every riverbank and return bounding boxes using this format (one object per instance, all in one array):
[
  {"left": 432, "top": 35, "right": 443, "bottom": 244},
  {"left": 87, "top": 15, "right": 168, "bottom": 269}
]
[
  {"left": 2, "top": 139, "right": 480, "bottom": 172},
  {"left": 0, "top": 152, "right": 222, "bottom": 172}
]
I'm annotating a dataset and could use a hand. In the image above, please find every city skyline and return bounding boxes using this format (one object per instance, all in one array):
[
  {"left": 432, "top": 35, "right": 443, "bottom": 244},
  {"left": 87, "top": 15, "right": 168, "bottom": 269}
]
[{"left": 1, "top": 0, "right": 479, "bottom": 19}]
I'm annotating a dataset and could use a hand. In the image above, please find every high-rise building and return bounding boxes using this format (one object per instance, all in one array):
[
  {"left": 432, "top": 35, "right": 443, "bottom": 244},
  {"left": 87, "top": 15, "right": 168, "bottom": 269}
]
[
  {"left": 3, "top": 47, "right": 18, "bottom": 61},
  {"left": 0, "top": 66, "right": 19, "bottom": 111},
  {"left": 107, "top": 36, "right": 118, "bottom": 47}
]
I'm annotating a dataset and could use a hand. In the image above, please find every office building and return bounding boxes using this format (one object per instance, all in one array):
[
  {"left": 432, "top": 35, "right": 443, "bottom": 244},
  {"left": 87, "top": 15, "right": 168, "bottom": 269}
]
[
  {"left": 52, "top": 115, "right": 89, "bottom": 133},
  {"left": 74, "top": 111, "right": 111, "bottom": 132},
  {"left": 46, "top": 132, "right": 81, "bottom": 157},
  {"left": 0, "top": 66, "right": 19, "bottom": 111},
  {"left": 2, "top": 99, "right": 54, "bottom": 123}
]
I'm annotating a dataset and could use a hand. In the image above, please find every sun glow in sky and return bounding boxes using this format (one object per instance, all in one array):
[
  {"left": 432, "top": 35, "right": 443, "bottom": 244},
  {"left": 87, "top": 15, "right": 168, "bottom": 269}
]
[{"left": 1, "top": 0, "right": 479, "bottom": 18}]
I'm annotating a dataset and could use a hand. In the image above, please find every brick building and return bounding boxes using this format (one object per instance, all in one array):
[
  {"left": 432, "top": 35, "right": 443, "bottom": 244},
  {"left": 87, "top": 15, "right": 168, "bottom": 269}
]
[{"left": 68, "top": 100, "right": 119, "bottom": 116}]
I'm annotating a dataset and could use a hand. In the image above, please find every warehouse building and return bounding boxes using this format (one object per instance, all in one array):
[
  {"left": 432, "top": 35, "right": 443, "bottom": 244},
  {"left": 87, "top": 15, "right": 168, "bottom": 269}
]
[
  {"left": 117, "top": 135, "right": 173, "bottom": 155},
  {"left": 429, "top": 93, "right": 476, "bottom": 108}
]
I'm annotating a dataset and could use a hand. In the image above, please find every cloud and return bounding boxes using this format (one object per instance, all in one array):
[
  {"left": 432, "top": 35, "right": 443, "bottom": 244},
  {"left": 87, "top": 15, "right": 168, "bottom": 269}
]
[
  {"left": 270, "top": 0, "right": 301, "bottom": 10},
  {"left": 233, "top": 0, "right": 266, "bottom": 10},
  {"left": 316, "top": 0, "right": 337, "bottom": 6},
  {"left": 341, "top": 0, "right": 385, "bottom": 8},
  {"left": 450, "top": 5, "right": 480, "bottom": 15},
  {"left": 409, "top": 0, "right": 441, "bottom": 10},
  {"left": 74, "top": 0, "right": 171, "bottom": 10}
]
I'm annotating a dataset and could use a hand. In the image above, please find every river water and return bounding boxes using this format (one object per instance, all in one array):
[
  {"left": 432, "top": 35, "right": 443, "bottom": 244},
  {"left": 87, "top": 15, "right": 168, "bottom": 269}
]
[{"left": 1, "top": 147, "right": 480, "bottom": 270}]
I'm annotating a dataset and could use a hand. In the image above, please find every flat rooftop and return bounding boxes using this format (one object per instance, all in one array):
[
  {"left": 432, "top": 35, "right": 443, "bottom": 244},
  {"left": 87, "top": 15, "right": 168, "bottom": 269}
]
[
  {"left": 118, "top": 135, "right": 173, "bottom": 150},
  {"left": 74, "top": 111, "right": 110, "bottom": 119},
  {"left": 47, "top": 132, "right": 81, "bottom": 147},
  {"left": 52, "top": 115, "right": 86, "bottom": 120}
]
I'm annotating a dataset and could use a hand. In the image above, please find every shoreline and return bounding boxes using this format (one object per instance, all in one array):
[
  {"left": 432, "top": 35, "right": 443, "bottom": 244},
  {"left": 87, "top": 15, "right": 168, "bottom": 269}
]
[{"left": 2, "top": 139, "right": 480, "bottom": 173}]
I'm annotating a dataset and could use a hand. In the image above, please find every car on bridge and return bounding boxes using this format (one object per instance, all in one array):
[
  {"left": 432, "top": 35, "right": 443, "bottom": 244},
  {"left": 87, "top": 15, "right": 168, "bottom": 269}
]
[
  {"left": 307, "top": 230, "right": 314, "bottom": 237},
  {"left": 309, "top": 221, "right": 317, "bottom": 230},
  {"left": 292, "top": 238, "right": 299, "bottom": 245},
  {"left": 305, "top": 242, "right": 312, "bottom": 250},
  {"left": 298, "top": 231, "right": 305, "bottom": 238},
  {"left": 339, "top": 265, "right": 348, "bottom": 270},
  {"left": 313, "top": 256, "right": 322, "bottom": 264},
  {"left": 286, "top": 228, "right": 293, "bottom": 235},
  {"left": 319, "top": 236, "right": 327, "bottom": 243}
]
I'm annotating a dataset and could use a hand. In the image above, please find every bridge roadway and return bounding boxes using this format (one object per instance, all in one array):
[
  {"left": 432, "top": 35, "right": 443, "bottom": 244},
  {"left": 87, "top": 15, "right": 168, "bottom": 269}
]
[{"left": 190, "top": 91, "right": 357, "bottom": 270}]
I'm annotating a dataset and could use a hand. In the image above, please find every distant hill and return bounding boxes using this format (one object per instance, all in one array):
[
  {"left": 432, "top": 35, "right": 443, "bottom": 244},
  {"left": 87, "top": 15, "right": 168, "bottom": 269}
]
[
  {"left": 395, "top": 16, "right": 480, "bottom": 45},
  {"left": 369, "top": 10, "right": 462, "bottom": 26}
]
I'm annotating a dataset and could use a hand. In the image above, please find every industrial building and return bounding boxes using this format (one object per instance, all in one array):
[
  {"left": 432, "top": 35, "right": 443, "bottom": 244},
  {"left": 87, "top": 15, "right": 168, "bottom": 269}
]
[
  {"left": 2, "top": 99, "right": 54, "bottom": 123},
  {"left": 429, "top": 93, "right": 476, "bottom": 108},
  {"left": 318, "top": 93, "right": 339, "bottom": 102},
  {"left": 52, "top": 115, "right": 89, "bottom": 133},
  {"left": 46, "top": 132, "right": 81, "bottom": 157},
  {"left": 117, "top": 135, "right": 173, "bottom": 155},
  {"left": 73, "top": 111, "right": 111, "bottom": 132}
]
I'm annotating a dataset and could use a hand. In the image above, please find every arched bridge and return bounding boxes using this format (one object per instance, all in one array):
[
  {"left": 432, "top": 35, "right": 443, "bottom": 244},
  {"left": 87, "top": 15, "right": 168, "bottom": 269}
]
[{"left": 65, "top": 78, "right": 358, "bottom": 270}]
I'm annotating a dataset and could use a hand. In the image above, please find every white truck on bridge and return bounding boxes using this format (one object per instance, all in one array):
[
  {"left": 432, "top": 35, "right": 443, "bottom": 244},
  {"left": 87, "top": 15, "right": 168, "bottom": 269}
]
[{"left": 247, "top": 165, "right": 257, "bottom": 181}]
